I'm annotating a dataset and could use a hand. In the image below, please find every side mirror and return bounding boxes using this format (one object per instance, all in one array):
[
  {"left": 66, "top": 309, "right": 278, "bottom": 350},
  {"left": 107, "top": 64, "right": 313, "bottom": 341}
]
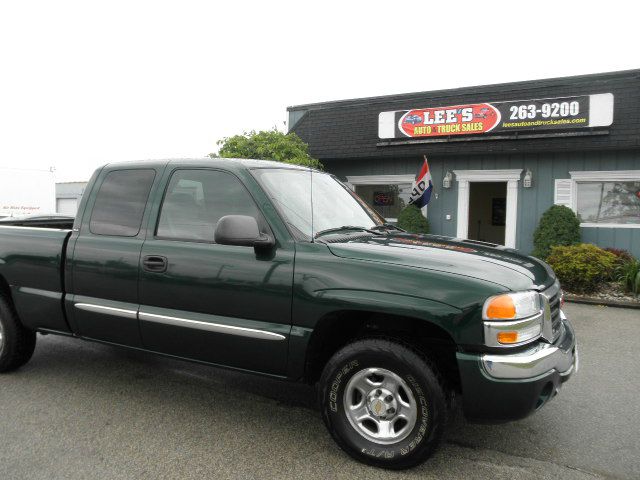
[{"left": 214, "top": 215, "right": 275, "bottom": 250}]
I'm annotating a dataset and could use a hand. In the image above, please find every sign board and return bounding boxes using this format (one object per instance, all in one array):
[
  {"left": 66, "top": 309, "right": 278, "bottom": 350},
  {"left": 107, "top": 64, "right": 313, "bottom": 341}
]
[{"left": 378, "top": 93, "right": 614, "bottom": 140}]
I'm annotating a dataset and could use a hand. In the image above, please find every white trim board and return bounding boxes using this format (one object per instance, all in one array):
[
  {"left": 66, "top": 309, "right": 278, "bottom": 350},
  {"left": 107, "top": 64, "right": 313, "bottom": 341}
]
[
  {"left": 454, "top": 169, "right": 522, "bottom": 248},
  {"left": 569, "top": 170, "right": 640, "bottom": 181},
  {"left": 453, "top": 169, "right": 523, "bottom": 182},
  {"left": 345, "top": 174, "right": 416, "bottom": 185}
]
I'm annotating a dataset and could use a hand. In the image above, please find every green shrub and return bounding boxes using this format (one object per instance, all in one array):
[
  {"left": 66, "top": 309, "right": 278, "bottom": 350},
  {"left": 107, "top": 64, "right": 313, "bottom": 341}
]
[
  {"left": 532, "top": 205, "right": 581, "bottom": 259},
  {"left": 616, "top": 260, "right": 640, "bottom": 296},
  {"left": 397, "top": 205, "right": 429, "bottom": 234},
  {"left": 547, "top": 244, "right": 617, "bottom": 293}
]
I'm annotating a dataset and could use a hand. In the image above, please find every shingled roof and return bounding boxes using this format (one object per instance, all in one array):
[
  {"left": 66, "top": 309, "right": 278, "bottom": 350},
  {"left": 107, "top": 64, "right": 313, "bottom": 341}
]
[{"left": 288, "top": 69, "right": 640, "bottom": 159}]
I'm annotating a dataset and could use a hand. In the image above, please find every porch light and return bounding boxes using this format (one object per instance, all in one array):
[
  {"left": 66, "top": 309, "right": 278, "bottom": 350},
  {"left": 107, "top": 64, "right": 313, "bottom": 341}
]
[
  {"left": 442, "top": 171, "right": 453, "bottom": 189},
  {"left": 523, "top": 169, "right": 533, "bottom": 188}
]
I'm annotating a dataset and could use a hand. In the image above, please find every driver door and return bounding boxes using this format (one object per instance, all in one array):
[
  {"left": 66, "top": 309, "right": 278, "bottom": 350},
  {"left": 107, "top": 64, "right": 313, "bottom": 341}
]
[{"left": 138, "top": 168, "right": 294, "bottom": 375}]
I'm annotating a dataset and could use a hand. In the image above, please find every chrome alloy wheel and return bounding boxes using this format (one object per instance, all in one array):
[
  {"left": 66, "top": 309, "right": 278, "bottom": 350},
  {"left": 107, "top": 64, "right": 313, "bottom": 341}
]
[
  {"left": 0, "top": 317, "right": 4, "bottom": 356},
  {"left": 343, "top": 367, "right": 418, "bottom": 445}
]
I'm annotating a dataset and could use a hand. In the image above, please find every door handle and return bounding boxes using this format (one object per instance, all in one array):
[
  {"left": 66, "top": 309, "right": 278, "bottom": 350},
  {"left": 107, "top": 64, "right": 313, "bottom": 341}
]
[{"left": 142, "top": 255, "right": 168, "bottom": 273}]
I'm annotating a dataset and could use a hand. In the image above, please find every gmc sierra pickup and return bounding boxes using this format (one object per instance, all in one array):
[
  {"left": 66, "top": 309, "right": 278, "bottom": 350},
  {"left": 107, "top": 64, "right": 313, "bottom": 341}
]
[{"left": 0, "top": 158, "right": 577, "bottom": 469}]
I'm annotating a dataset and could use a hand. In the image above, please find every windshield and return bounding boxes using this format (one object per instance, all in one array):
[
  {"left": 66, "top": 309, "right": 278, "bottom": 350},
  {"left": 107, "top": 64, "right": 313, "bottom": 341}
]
[{"left": 252, "top": 168, "right": 384, "bottom": 240}]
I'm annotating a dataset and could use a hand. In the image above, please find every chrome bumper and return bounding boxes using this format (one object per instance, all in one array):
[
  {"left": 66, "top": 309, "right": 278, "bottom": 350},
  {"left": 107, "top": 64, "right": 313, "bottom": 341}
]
[{"left": 481, "top": 312, "right": 577, "bottom": 380}]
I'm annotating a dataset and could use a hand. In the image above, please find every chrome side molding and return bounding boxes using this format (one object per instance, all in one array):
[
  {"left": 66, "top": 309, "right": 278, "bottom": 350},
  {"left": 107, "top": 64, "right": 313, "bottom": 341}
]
[
  {"left": 138, "top": 311, "right": 286, "bottom": 341},
  {"left": 74, "top": 303, "right": 137, "bottom": 319},
  {"left": 74, "top": 302, "right": 286, "bottom": 341}
]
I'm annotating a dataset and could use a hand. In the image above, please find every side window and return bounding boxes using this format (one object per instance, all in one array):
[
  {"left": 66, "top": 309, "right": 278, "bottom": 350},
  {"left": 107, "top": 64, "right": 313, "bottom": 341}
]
[
  {"left": 90, "top": 169, "right": 156, "bottom": 236},
  {"left": 156, "top": 169, "right": 262, "bottom": 242}
]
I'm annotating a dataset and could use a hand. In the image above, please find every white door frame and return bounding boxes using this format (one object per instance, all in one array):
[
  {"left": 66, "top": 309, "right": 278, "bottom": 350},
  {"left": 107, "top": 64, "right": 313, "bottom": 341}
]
[
  {"left": 345, "top": 174, "right": 426, "bottom": 222},
  {"left": 453, "top": 169, "right": 522, "bottom": 248}
]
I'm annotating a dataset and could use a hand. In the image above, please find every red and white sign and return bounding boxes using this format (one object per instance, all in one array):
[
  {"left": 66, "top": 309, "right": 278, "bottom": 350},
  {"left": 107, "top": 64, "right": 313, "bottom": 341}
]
[{"left": 399, "top": 103, "right": 501, "bottom": 138}]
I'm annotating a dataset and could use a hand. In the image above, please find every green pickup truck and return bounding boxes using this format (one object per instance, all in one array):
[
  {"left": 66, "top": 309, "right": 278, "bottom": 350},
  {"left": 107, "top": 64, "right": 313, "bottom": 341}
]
[{"left": 0, "top": 158, "right": 577, "bottom": 469}]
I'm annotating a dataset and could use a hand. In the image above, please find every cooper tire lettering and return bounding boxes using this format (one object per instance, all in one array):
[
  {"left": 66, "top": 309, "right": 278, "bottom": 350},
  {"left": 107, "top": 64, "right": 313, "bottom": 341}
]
[{"left": 318, "top": 338, "right": 447, "bottom": 469}]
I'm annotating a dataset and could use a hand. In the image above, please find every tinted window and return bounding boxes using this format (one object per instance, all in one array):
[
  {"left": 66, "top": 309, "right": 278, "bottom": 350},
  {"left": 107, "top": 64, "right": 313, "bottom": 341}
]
[
  {"left": 90, "top": 169, "right": 156, "bottom": 236},
  {"left": 157, "top": 169, "right": 262, "bottom": 242}
]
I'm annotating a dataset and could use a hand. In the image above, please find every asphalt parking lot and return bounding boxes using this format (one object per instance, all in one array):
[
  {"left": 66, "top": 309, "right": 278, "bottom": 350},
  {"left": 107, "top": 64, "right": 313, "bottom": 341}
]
[{"left": 0, "top": 302, "right": 638, "bottom": 480}]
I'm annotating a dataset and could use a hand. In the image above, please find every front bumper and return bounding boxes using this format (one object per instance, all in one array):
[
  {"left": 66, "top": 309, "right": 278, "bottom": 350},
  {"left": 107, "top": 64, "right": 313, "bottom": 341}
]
[{"left": 456, "top": 313, "right": 577, "bottom": 422}]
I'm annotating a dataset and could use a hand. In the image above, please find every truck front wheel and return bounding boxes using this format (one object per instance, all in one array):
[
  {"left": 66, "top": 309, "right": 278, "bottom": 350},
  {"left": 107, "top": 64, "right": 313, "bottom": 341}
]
[
  {"left": 0, "top": 295, "right": 36, "bottom": 373},
  {"left": 318, "top": 338, "right": 447, "bottom": 469}
]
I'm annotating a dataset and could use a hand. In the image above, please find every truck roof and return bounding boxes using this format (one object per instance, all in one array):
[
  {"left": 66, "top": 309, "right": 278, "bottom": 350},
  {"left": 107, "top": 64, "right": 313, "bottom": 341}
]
[{"left": 102, "top": 157, "right": 317, "bottom": 172}]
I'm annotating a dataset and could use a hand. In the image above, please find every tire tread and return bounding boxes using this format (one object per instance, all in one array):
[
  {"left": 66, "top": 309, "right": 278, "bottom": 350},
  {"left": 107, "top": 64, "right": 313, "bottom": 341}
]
[{"left": 0, "top": 293, "right": 36, "bottom": 373}]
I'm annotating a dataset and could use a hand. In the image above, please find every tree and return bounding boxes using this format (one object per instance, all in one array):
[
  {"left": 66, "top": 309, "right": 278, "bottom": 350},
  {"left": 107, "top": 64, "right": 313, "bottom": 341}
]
[
  {"left": 397, "top": 205, "right": 429, "bottom": 234},
  {"left": 212, "top": 129, "right": 322, "bottom": 169},
  {"left": 532, "top": 205, "right": 581, "bottom": 259}
]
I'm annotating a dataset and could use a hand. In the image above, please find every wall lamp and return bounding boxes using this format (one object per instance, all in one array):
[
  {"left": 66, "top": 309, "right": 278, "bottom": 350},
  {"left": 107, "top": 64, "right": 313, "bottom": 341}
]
[
  {"left": 523, "top": 169, "right": 533, "bottom": 188},
  {"left": 442, "top": 171, "right": 453, "bottom": 189}
]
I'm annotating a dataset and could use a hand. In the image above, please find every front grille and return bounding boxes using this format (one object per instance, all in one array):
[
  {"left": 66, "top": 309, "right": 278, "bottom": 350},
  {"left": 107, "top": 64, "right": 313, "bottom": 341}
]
[{"left": 542, "top": 281, "right": 563, "bottom": 341}]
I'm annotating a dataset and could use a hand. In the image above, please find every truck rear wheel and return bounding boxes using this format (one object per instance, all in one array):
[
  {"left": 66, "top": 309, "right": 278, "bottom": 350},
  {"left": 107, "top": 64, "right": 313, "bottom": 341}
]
[
  {"left": 318, "top": 338, "right": 447, "bottom": 469},
  {"left": 0, "top": 295, "right": 36, "bottom": 373}
]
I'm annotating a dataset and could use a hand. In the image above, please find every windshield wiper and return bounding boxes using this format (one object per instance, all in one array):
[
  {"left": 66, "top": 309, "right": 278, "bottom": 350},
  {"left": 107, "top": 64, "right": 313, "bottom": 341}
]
[
  {"left": 313, "top": 225, "right": 375, "bottom": 239},
  {"left": 370, "top": 223, "right": 406, "bottom": 232}
]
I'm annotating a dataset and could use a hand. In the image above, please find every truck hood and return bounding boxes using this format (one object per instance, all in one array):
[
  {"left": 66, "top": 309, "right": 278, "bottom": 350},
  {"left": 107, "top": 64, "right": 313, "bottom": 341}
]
[{"left": 325, "top": 233, "right": 554, "bottom": 291}]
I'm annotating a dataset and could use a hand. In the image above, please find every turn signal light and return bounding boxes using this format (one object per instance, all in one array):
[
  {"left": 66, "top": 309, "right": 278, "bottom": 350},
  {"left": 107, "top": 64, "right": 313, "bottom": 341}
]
[
  {"left": 497, "top": 331, "right": 519, "bottom": 344},
  {"left": 483, "top": 291, "right": 541, "bottom": 321},
  {"left": 485, "top": 295, "right": 516, "bottom": 320}
]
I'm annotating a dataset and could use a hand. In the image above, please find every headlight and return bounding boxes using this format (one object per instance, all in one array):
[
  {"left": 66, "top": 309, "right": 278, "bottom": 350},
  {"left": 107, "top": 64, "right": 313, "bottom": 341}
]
[
  {"left": 483, "top": 291, "right": 544, "bottom": 347},
  {"left": 483, "top": 291, "right": 541, "bottom": 320}
]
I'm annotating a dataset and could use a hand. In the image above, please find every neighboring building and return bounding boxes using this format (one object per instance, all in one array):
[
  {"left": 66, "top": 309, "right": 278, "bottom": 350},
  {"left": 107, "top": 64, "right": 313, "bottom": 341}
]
[
  {"left": 55, "top": 181, "right": 87, "bottom": 216},
  {"left": 0, "top": 167, "right": 56, "bottom": 218},
  {"left": 288, "top": 69, "right": 640, "bottom": 257}
]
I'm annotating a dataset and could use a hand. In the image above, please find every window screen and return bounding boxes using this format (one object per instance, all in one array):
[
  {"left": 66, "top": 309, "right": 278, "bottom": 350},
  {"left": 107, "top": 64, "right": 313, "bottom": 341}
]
[
  {"left": 90, "top": 169, "right": 156, "bottom": 236},
  {"left": 156, "top": 169, "right": 262, "bottom": 242}
]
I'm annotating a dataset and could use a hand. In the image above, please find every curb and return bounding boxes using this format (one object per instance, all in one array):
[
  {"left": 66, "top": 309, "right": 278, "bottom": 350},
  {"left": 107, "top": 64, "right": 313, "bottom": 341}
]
[{"left": 565, "top": 295, "right": 640, "bottom": 310}]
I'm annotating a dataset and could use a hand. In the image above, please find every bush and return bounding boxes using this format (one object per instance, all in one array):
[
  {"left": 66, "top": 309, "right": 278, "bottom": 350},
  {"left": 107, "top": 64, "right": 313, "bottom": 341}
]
[
  {"left": 532, "top": 205, "right": 581, "bottom": 259},
  {"left": 397, "top": 205, "right": 429, "bottom": 234},
  {"left": 603, "top": 248, "right": 635, "bottom": 263},
  {"left": 603, "top": 247, "right": 635, "bottom": 266},
  {"left": 616, "top": 260, "right": 640, "bottom": 296},
  {"left": 547, "top": 244, "right": 617, "bottom": 293}
]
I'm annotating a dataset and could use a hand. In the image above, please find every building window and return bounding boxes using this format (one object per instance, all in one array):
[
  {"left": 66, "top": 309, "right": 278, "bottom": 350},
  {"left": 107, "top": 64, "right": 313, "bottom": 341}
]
[
  {"left": 566, "top": 171, "right": 640, "bottom": 228},
  {"left": 576, "top": 181, "right": 640, "bottom": 225},
  {"left": 353, "top": 184, "right": 413, "bottom": 222},
  {"left": 345, "top": 175, "right": 422, "bottom": 223}
]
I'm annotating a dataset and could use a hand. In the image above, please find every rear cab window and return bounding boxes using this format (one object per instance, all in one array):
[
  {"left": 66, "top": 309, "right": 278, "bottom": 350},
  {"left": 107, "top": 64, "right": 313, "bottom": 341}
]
[{"left": 89, "top": 169, "right": 156, "bottom": 236}]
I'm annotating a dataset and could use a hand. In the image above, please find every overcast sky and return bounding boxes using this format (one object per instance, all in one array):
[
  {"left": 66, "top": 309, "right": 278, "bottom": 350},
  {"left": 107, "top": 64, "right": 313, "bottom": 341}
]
[{"left": 0, "top": 1, "right": 637, "bottom": 182}]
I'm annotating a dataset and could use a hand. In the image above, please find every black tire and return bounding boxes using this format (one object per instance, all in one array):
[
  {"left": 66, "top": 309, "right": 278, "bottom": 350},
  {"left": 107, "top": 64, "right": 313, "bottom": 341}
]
[
  {"left": 0, "top": 294, "right": 36, "bottom": 373},
  {"left": 318, "top": 338, "right": 447, "bottom": 470}
]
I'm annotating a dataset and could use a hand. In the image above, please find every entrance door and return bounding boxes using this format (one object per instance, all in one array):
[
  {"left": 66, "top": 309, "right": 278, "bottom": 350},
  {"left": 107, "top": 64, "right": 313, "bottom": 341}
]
[
  {"left": 467, "top": 182, "right": 507, "bottom": 244},
  {"left": 138, "top": 168, "right": 294, "bottom": 376}
]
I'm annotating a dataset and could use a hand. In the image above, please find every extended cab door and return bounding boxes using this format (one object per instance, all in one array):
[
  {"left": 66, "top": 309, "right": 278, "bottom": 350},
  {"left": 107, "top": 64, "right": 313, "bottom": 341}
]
[
  {"left": 66, "top": 167, "right": 162, "bottom": 346},
  {"left": 137, "top": 167, "right": 294, "bottom": 375}
]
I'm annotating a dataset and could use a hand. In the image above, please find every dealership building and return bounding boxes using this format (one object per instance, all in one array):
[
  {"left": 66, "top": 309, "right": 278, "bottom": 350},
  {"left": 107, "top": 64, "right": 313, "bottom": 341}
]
[{"left": 287, "top": 69, "right": 640, "bottom": 257}]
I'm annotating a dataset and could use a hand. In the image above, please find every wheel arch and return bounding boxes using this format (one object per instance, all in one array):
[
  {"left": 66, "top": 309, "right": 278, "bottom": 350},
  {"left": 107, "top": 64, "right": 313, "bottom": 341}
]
[
  {"left": 302, "top": 309, "right": 461, "bottom": 392},
  {"left": 0, "top": 274, "right": 12, "bottom": 303}
]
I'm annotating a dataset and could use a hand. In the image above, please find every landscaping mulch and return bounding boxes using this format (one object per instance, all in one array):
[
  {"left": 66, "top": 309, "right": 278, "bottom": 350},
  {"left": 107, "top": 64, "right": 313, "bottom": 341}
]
[{"left": 564, "top": 281, "right": 640, "bottom": 309}]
